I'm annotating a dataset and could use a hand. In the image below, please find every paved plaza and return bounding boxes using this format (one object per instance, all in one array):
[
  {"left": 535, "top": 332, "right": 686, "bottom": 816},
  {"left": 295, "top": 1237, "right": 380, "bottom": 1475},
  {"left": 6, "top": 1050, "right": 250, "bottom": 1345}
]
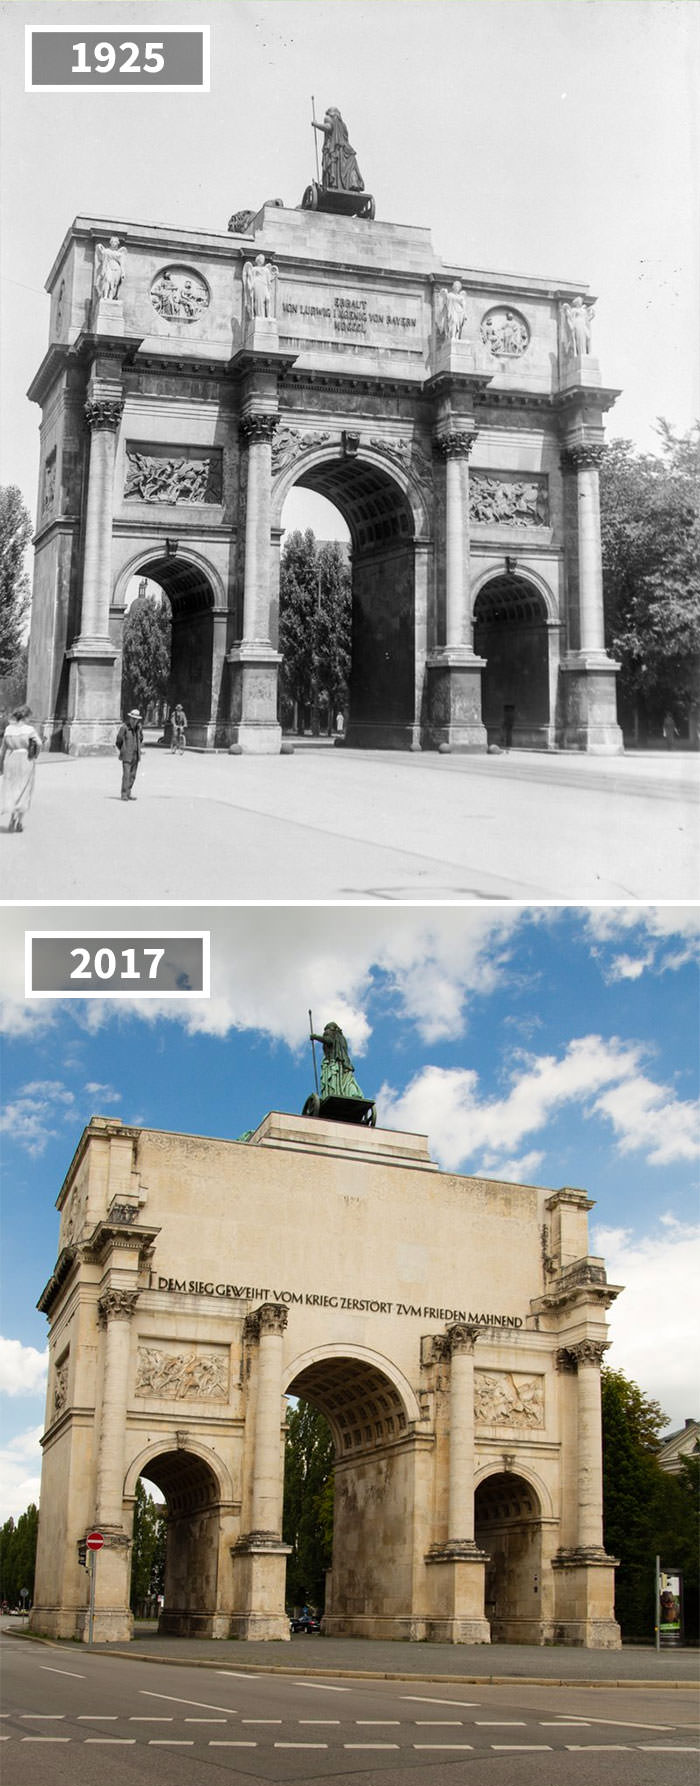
[{"left": 1, "top": 744, "right": 697, "bottom": 903}]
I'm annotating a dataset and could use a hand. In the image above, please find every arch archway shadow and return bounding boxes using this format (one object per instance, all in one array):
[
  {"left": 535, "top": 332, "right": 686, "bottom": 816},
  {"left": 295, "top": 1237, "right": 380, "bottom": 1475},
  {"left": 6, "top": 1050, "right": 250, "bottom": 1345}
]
[
  {"left": 118, "top": 554, "right": 219, "bottom": 748},
  {"left": 135, "top": 1448, "right": 227, "bottom": 1638},
  {"left": 473, "top": 574, "right": 553, "bottom": 749},
  {"left": 285, "top": 1350, "right": 419, "bottom": 1637},
  {"left": 475, "top": 1470, "right": 552, "bottom": 1643}
]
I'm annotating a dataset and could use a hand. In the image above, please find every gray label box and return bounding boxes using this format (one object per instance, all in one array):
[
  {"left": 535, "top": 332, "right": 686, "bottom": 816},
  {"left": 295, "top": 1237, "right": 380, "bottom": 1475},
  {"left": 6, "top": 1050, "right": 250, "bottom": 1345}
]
[
  {"left": 27, "top": 933, "right": 210, "bottom": 997},
  {"left": 27, "top": 28, "right": 209, "bottom": 91}
]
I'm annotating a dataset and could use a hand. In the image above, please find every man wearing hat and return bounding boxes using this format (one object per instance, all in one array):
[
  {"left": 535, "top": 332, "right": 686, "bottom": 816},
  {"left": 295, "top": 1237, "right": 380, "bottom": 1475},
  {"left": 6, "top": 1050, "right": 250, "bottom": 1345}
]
[{"left": 115, "top": 709, "right": 143, "bottom": 801}]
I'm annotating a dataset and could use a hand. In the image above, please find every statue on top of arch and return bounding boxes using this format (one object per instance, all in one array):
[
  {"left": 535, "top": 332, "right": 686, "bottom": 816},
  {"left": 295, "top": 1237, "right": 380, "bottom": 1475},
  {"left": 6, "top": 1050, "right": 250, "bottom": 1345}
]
[
  {"left": 302, "top": 105, "right": 376, "bottom": 219},
  {"left": 304, "top": 1015, "right": 377, "bottom": 1127}
]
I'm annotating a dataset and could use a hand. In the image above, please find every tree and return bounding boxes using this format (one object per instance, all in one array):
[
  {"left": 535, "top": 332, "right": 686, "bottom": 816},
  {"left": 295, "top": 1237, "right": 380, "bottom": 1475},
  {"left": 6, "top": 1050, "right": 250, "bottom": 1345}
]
[
  {"left": 121, "top": 591, "right": 171, "bottom": 719},
  {"left": 600, "top": 422, "right": 700, "bottom": 739},
  {"left": 129, "top": 1479, "right": 166, "bottom": 1614},
  {"left": 283, "top": 1400, "right": 334, "bottom": 1610},
  {"left": 601, "top": 1367, "right": 699, "bottom": 1640},
  {"left": 278, "top": 530, "right": 351, "bottom": 732},
  {"left": 0, "top": 1504, "right": 38, "bottom": 1606},
  {"left": 0, "top": 486, "right": 31, "bottom": 685}
]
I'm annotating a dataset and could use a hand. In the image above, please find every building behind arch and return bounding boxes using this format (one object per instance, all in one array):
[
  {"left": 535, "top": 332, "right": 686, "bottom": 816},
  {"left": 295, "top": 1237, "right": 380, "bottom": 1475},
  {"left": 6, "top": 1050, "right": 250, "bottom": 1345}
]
[
  {"left": 30, "top": 1106, "right": 622, "bottom": 1647},
  {"left": 27, "top": 203, "right": 622, "bottom": 755}
]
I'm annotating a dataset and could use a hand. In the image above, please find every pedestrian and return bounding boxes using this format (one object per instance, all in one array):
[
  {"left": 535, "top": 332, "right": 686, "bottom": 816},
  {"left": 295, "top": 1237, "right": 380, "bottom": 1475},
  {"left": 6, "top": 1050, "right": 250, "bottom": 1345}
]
[
  {"left": 170, "top": 702, "right": 187, "bottom": 754},
  {"left": 0, "top": 704, "right": 42, "bottom": 832},
  {"left": 116, "top": 708, "right": 142, "bottom": 800},
  {"left": 662, "top": 711, "right": 678, "bottom": 750}
]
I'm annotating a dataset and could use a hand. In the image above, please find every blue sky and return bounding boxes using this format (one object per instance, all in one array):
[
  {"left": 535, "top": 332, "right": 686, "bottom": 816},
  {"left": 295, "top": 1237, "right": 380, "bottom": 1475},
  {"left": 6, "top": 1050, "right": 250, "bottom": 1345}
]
[{"left": 1, "top": 902, "right": 698, "bottom": 1518}]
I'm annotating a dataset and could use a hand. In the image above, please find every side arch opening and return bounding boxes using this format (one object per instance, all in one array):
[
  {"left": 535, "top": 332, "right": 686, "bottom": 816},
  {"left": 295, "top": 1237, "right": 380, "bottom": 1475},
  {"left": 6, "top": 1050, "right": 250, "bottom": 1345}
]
[
  {"left": 475, "top": 1469, "right": 545, "bottom": 1643},
  {"left": 135, "top": 1448, "right": 224, "bottom": 1637},
  {"left": 473, "top": 574, "right": 551, "bottom": 748}
]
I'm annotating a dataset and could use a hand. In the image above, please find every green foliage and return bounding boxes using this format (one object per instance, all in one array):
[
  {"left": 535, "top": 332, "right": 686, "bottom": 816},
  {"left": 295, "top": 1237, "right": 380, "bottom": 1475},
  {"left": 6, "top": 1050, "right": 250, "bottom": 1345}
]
[
  {"left": 601, "top": 1368, "right": 699, "bottom": 1639},
  {"left": 278, "top": 530, "right": 351, "bottom": 730},
  {"left": 129, "top": 1479, "right": 167, "bottom": 1613},
  {"left": 0, "top": 1504, "right": 38, "bottom": 1606},
  {"left": 600, "top": 422, "right": 700, "bottom": 733},
  {"left": 283, "top": 1399, "right": 334, "bottom": 1610},
  {"left": 121, "top": 592, "right": 172, "bottom": 718},
  {"left": 0, "top": 486, "right": 32, "bottom": 681}
]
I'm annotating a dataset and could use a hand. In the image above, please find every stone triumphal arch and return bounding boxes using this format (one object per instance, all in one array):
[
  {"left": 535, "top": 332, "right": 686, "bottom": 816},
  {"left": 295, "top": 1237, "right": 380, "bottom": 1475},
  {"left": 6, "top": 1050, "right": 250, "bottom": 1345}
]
[
  {"left": 27, "top": 196, "right": 623, "bottom": 753},
  {"left": 30, "top": 1101, "right": 622, "bottom": 1646}
]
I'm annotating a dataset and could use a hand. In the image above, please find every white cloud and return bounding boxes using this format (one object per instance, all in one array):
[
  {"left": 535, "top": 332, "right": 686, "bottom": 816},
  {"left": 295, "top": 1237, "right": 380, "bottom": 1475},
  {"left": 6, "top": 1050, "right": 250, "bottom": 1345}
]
[
  {"left": 0, "top": 1337, "right": 48, "bottom": 1398},
  {"left": 378, "top": 1035, "right": 699, "bottom": 1174},
  {"left": 586, "top": 908, "right": 700, "bottom": 980},
  {"left": 592, "top": 1218, "right": 700, "bottom": 1430},
  {"left": 0, "top": 1081, "right": 77, "bottom": 1154},
  {"left": 84, "top": 1082, "right": 121, "bottom": 1104},
  {"left": 0, "top": 1426, "right": 43, "bottom": 1523}
]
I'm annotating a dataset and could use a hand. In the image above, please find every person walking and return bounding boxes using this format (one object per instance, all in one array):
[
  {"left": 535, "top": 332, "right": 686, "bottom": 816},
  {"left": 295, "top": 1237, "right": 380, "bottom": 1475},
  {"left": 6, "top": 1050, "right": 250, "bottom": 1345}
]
[
  {"left": 0, "top": 704, "right": 42, "bottom": 832},
  {"left": 170, "top": 702, "right": 187, "bottom": 754},
  {"left": 116, "top": 709, "right": 142, "bottom": 800}
]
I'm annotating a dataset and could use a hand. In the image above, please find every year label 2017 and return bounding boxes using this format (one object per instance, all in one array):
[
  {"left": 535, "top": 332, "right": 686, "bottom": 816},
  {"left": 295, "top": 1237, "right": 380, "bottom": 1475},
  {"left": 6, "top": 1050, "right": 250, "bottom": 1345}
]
[{"left": 26, "top": 933, "right": 210, "bottom": 998}]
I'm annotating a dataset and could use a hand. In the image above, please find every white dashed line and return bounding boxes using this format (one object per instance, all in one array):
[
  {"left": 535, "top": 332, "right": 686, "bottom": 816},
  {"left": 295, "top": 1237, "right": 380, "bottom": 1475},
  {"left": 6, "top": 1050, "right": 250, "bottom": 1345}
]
[
  {"left": 84, "top": 1738, "right": 136, "bottom": 1745},
  {"left": 402, "top": 1695, "right": 478, "bottom": 1706},
  {"left": 129, "top": 1717, "right": 173, "bottom": 1722},
  {"left": 78, "top": 1715, "right": 118, "bottom": 1721},
  {"left": 638, "top": 1746, "right": 700, "bottom": 1753},
  {"left": 492, "top": 1744, "right": 553, "bottom": 1752},
  {"left": 540, "top": 1721, "right": 590, "bottom": 1727},
  {"left": 294, "top": 1681, "right": 350, "bottom": 1692},
  {"left": 356, "top": 1719, "right": 401, "bottom": 1725},
  {"left": 565, "top": 1745, "right": 631, "bottom": 1752},
  {"left": 275, "top": 1742, "right": 329, "bottom": 1749},
  {"left": 21, "top": 1736, "right": 71, "bottom": 1742},
  {"left": 40, "top": 1666, "right": 84, "bottom": 1678},
  {"left": 185, "top": 1717, "right": 227, "bottom": 1724},
  {"left": 415, "top": 1719, "right": 463, "bottom": 1726},
  {"left": 242, "top": 1719, "right": 282, "bottom": 1725},
  {"left": 140, "top": 1691, "right": 234, "bottom": 1713},
  {"left": 414, "top": 1743, "right": 474, "bottom": 1752},
  {"left": 148, "top": 1739, "right": 195, "bottom": 1746},
  {"left": 476, "top": 1721, "right": 527, "bottom": 1727},
  {"left": 21, "top": 1714, "right": 65, "bottom": 1720},
  {"left": 344, "top": 1742, "right": 400, "bottom": 1750},
  {"left": 299, "top": 1719, "right": 340, "bottom": 1725}
]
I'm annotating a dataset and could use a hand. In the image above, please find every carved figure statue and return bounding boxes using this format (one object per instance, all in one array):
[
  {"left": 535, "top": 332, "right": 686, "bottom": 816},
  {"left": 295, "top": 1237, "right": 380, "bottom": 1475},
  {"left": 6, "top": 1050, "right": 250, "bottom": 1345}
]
[
  {"left": 311, "top": 1021, "right": 366, "bottom": 1101},
  {"left": 435, "top": 281, "right": 468, "bottom": 342},
  {"left": 562, "top": 294, "right": 594, "bottom": 356},
  {"left": 94, "top": 237, "right": 126, "bottom": 301},
  {"left": 313, "top": 108, "right": 364, "bottom": 193},
  {"left": 242, "top": 254, "right": 279, "bottom": 321}
]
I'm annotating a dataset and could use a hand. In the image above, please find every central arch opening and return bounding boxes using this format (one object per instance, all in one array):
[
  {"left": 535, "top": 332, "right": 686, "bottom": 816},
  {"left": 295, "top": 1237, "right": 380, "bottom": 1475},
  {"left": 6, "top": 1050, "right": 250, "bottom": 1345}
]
[
  {"left": 285, "top": 1354, "right": 414, "bottom": 1635},
  {"left": 282, "top": 457, "right": 418, "bottom": 747}
]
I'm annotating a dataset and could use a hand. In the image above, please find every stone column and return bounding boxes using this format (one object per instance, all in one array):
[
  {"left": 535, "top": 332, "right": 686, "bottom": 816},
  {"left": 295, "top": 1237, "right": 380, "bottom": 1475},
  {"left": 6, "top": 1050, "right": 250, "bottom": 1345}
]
[
  {"left": 227, "top": 413, "right": 282, "bottom": 753},
  {"left": 249, "top": 1302, "right": 288, "bottom": 1539},
  {"left": 446, "top": 1321, "right": 479, "bottom": 1545},
  {"left": 569, "top": 1339, "right": 608, "bottom": 1552},
  {"left": 95, "top": 1288, "right": 138, "bottom": 1527},
  {"left": 230, "top": 1302, "right": 291, "bottom": 1639},
  {"left": 426, "top": 428, "right": 487, "bottom": 751},
  {"left": 65, "top": 395, "right": 123, "bottom": 754},
  {"left": 559, "top": 444, "right": 622, "bottom": 752}
]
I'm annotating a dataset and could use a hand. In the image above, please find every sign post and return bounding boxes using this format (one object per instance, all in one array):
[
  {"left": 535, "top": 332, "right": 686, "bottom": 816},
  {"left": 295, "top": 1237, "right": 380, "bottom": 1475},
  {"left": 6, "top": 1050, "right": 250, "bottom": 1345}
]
[{"left": 85, "top": 1531, "right": 104, "bottom": 1646}]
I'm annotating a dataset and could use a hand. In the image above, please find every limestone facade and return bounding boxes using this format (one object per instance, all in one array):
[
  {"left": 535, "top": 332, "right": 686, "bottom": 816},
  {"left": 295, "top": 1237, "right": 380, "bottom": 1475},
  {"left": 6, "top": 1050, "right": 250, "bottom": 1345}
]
[
  {"left": 30, "top": 1112, "right": 621, "bottom": 1647},
  {"left": 27, "top": 205, "right": 622, "bottom": 755}
]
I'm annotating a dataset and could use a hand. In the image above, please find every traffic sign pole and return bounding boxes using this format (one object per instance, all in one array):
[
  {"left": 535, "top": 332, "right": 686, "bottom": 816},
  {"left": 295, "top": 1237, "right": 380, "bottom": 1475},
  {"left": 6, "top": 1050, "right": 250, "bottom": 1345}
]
[{"left": 85, "top": 1531, "right": 104, "bottom": 1646}]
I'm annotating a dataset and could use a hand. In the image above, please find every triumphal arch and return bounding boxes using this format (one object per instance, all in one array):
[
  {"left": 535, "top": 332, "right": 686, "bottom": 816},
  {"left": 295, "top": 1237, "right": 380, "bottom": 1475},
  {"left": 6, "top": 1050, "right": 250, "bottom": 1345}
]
[
  {"left": 27, "top": 142, "right": 622, "bottom": 753},
  {"left": 30, "top": 1064, "right": 622, "bottom": 1646}
]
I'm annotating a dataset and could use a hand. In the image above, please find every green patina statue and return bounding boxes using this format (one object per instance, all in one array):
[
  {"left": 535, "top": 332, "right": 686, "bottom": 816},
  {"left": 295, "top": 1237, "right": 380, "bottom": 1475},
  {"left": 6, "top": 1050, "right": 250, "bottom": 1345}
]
[{"left": 304, "top": 1014, "right": 376, "bottom": 1127}]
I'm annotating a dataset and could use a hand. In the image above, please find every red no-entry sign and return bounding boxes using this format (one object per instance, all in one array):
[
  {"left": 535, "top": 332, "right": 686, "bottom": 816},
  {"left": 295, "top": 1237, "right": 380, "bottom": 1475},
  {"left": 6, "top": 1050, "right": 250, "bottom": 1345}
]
[{"left": 86, "top": 1531, "right": 104, "bottom": 1551}]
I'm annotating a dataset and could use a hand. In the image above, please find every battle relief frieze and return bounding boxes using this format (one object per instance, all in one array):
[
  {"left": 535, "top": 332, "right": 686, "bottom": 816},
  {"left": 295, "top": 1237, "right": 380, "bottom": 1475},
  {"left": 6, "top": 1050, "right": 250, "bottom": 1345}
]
[
  {"left": 149, "top": 265, "right": 210, "bottom": 322},
  {"left": 135, "top": 1343, "right": 229, "bottom": 1402},
  {"left": 124, "top": 446, "right": 223, "bottom": 504},
  {"left": 469, "top": 473, "right": 549, "bottom": 527},
  {"left": 480, "top": 305, "right": 530, "bottom": 358},
  {"left": 271, "top": 424, "right": 334, "bottom": 477},
  {"left": 474, "top": 1369, "right": 545, "bottom": 1429}
]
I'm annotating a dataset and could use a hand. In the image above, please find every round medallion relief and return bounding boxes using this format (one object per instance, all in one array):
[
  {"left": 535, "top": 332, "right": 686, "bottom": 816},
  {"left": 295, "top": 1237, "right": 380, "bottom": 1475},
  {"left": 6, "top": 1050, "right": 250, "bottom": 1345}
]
[
  {"left": 481, "top": 305, "right": 529, "bottom": 358},
  {"left": 150, "top": 265, "right": 210, "bottom": 322}
]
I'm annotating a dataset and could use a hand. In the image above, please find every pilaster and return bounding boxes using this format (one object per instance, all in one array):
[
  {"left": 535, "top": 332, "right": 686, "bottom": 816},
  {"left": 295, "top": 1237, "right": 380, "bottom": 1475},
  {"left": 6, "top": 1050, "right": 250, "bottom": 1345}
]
[
  {"left": 427, "top": 425, "right": 487, "bottom": 752},
  {"left": 425, "top": 1323, "right": 490, "bottom": 1642},
  {"left": 64, "top": 387, "right": 123, "bottom": 755},
  {"left": 228, "top": 412, "right": 282, "bottom": 755},
  {"left": 231, "top": 1302, "right": 290, "bottom": 1639},
  {"left": 559, "top": 442, "right": 623, "bottom": 753}
]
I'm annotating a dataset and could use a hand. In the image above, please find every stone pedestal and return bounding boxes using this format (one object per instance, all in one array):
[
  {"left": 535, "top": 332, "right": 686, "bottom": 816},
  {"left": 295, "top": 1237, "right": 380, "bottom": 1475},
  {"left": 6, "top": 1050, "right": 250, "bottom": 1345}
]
[
  {"left": 552, "top": 1549, "right": 621, "bottom": 1647},
  {"left": 91, "top": 298, "right": 125, "bottom": 337},
  {"left": 227, "top": 646, "right": 282, "bottom": 753},
  {"left": 561, "top": 656, "right": 623, "bottom": 753},
  {"left": 427, "top": 650, "right": 488, "bottom": 751},
  {"left": 64, "top": 644, "right": 119, "bottom": 754},
  {"left": 230, "top": 1538, "right": 291, "bottom": 1640},
  {"left": 425, "top": 1543, "right": 492, "bottom": 1643}
]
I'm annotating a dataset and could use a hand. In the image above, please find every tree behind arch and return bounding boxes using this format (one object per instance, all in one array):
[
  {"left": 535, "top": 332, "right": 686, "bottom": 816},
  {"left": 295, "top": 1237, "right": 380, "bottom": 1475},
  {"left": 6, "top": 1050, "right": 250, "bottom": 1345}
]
[{"left": 121, "top": 592, "right": 171, "bottom": 718}]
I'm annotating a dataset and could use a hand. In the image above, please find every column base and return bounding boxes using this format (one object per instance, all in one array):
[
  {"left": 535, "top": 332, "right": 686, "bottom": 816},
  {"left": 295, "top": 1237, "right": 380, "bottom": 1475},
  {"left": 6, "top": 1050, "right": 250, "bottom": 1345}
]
[
  {"left": 424, "top": 1541, "right": 491, "bottom": 1643},
  {"left": 552, "top": 1546, "right": 621, "bottom": 1647},
  {"left": 227, "top": 646, "right": 282, "bottom": 755},
  {"left": 559, "top": 656, "right": 623, "bottom": 753},
  {"left": 426, "top": 652, "right": 488, "bottom": 751},
  {"left": 65, "top": 640, "right": 120, "bottom": 755},
  {"left": 230, "top": 1533, "right": 291, "bottom": 1640}
]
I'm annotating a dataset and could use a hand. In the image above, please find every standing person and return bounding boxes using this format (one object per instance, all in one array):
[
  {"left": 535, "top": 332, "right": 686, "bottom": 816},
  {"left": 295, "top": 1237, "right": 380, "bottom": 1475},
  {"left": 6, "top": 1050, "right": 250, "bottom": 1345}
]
[
  {"left": 116, "top": 709, "right": 142, "bottom": 801},
  {"left": 170, "top": 702, "right": 188, "bottom": 754},
  {"left": 662, "top": 711, "right": 677, "bottom": 750},
  {"left": 0, "top": 704, "right": 42, "bottom": 832}
]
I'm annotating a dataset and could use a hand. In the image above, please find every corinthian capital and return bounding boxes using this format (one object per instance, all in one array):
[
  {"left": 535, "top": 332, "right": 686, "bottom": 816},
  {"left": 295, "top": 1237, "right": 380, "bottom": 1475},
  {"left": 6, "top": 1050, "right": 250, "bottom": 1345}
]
[
  {"left": 435, "top": 428, "right": 478, "bottom": 459},
  {"left": 567, "top": 1339, "right": 610, "bottom": 1369},
  {"left": 84, "top": 398, "right": 124, "bottom": 433},
  {"left": 97, "top": 1288, "right": 138, "bottom": 1326},
  {"left": 447, "top": 1321, "right": 480, "bottom": 1356},
  {"left": 245, "top": 1301, "right": 288, "bottom": 1341},
  {"left": 560, "top": 444, "right": 606, "bottom": 471},
  {"left": 240, "top": 413, "right": 277, "bottom": 445}
]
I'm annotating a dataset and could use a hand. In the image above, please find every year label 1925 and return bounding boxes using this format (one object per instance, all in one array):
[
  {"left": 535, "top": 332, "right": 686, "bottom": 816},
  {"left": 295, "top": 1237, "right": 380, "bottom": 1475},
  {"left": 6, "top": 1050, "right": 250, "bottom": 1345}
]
[
  {"left": 26, "top": 28, "right": 210, "bottom": 92},
  {"left": 26, "top": 933, "right": 210, "bottom": 998}
]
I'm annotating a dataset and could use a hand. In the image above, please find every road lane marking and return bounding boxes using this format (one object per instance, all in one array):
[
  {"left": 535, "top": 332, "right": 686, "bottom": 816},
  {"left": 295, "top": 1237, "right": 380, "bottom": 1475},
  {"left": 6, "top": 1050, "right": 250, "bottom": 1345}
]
[
  {"left": 210, "top": 1740, "right": 257, "bottom": 1747},
  {"left": 402, "top": 1695, "right": 478, "bottom": 1706},
  {"left": 565, "top": 1745, "right": 631, "bottom": 1752},
  {"left": 21, "top": 1736, "right": 71, "bottom": 1742},
  {"left": 40, "top": 1666, "right": 84, "bottom": 1678},
  {"left": 299, "top": 1720, "right": 340, "bottom": 1725},
  {"left": 415, "top": 1720, "right": 464, "bottom": 1726},
  {"left": 492, "top": 1744, "right": 553, "bottom": 1751},
  {"left": 414, "top": 1744, "right": 474, "bottom": 1751},
  {"left": 140, "top": 1691, "right": 235, "bottom": 1713},
  {"left": 185, "top": 1717, "right": 227, "bottom": 1723},
  {"left": 21, "top": 1714, "right": 66, "bottom": 1720},
  {"left": 344, "top": 1742, "right": 400, "bottom": 1750},
  {"left": 148, "top": 1739, "right": 195, "bottom": 1745},
  {"left": 575, "top": 1716, "right": 672, "bottom": 1731},
  {"left": 129, "top": 1717, "right": 173, "bottom": 1722},
  {"left": 638, "top": 1746, "right": 700, "bottom": 1753},
  {"left": 293, "top": 1681, "right": 350, "bottom": 1691},
  {"left": 85, "top": 1738, "right": 136, "bottom": 1745},
  {"left": 356, "top": 1720, "right": 401, "bottom": 1725},
  {"left": 78, "top": 1715, "right": 118, "bottom": 1721},
  {"left": 476, "top": 1721, "right": 527, "bottom": 1726},
  {"left": 540, "top": 1721, "right": 590, "bottom": 1727},
  {"left": 275, "top": 1742, "right": 330, "bottom": 1749},
  {"left": 242, "top": 1719, "right": 282, "bottom": 1724}
]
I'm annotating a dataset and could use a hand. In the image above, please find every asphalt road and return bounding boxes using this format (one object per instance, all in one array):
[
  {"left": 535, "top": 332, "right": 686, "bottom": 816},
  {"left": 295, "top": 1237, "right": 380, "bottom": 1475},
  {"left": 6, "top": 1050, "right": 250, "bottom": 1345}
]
[
  {"left": 2, "top": 1632, "right": 698, "bottom": 1786},
  {"left": 2, "top": 745, "right": 697, "bottom": 901}
]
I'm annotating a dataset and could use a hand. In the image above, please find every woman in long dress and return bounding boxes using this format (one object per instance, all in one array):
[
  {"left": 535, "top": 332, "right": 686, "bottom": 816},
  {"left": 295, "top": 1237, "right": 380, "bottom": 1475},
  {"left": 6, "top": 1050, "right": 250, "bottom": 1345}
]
[{"left": 1, "top": 704, "right": 42, "bottom": 832}]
